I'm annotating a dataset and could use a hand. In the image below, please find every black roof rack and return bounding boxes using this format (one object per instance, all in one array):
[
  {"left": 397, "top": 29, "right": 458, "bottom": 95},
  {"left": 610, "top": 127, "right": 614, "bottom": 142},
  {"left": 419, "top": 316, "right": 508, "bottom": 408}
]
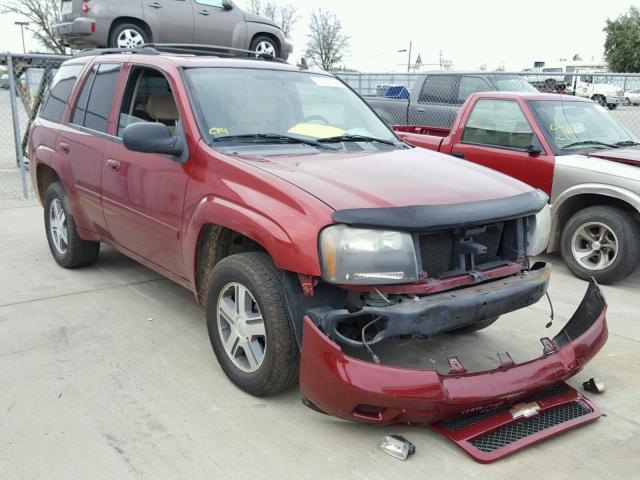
[{"left": 73, "top": 43, "right": 288, "bottom": 64}]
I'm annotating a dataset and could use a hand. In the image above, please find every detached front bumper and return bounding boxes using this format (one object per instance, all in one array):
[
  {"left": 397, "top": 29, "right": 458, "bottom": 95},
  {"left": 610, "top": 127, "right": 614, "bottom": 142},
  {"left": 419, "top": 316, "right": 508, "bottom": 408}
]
[{"left": 300, "top": 279, "right": 607, "bottom": 426}]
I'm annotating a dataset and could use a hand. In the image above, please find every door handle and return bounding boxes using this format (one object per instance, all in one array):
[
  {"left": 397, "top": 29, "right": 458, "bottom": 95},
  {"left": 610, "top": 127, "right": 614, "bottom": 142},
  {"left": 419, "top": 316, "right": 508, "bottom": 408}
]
[
  {"left": 198, "top": 9, "right": 211, "bottom": 15},
  {"left": 416, "top": 107, "right": 426, "bottom": 112},
  {"left": 59, "top": 142, "right": 70, "bottom": 154},
  {"left": 107, "top": 159, "right": 121, "bottom": 172},
  {"left": 148, "top": 2, "right": 162, "bottom": 8},
  {"left": 452, "top": 152, "right": 465, "bottom": 159}
]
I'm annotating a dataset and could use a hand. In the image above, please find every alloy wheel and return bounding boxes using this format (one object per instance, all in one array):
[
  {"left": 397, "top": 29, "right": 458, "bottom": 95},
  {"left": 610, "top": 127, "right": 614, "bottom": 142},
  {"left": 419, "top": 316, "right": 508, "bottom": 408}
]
[
  {"left": 254, "top": 40, "right": 276, "bottom": 57},
  {"left": 571, "top": 222, "right": 619, "bottom": 271},
  {"left": 49, "top": 198, "right": 68, "bottom": 255},
  {"left": 217, "top": 282, "right": 267, "bottom": 373},
  {"left": 116, "top": 29, "right": 145, "bottom": 49}
]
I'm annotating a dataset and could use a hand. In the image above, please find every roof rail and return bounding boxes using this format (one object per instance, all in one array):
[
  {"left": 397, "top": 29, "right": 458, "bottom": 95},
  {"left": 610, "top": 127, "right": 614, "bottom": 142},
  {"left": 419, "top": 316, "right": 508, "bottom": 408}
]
[{"left": 72, "top": 43, "right": 288, "bottom": 64}]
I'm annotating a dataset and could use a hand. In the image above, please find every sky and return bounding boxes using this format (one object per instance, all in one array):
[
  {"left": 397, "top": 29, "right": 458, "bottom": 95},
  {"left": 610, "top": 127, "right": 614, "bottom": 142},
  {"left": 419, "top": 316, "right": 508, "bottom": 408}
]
[{"left": 0, "top": 0, "right": 636, "bottom": 72}]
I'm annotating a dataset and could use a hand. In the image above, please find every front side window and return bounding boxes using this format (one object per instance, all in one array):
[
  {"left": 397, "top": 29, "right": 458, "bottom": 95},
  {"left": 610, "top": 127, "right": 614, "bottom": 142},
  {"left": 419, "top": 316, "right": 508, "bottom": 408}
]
[
  {"left": 194, "top": 0, "right": 225, "bottom": 7},
  {"left": 491, "top": 75, "right": 538, "bottom": 92},
  {"left": 117, "top": 67, "right": 179, "bottom": 138},
  {"left": 418, "top": 75, "right": 458, "bottom": 104},
  {"left": 71, "top": 63, "right": 121, "bottom": 133},
  {"left": 185, "top": 68, "right": 398, "bottom": 146},
  {"left": 40, "top": 64, "right": 83, "bottom": 123},
  {"left": 462, "top": 99, "right": 537, "bottom": 151}
]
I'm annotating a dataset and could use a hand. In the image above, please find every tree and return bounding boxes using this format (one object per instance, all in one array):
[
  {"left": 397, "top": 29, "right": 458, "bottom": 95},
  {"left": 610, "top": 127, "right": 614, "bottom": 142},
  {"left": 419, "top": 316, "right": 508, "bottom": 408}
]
[
  {"left": 247, "top": 0, "right": 298, "bottom": 38},
  {"left": 305, "top": 9, "right": 349, "bottom": 71},
  {"left": 603, "top": 6, "right": 640, "bottom": 72},
  {"left": 1, "top": 0, "right": 67, "bottom": 54}
]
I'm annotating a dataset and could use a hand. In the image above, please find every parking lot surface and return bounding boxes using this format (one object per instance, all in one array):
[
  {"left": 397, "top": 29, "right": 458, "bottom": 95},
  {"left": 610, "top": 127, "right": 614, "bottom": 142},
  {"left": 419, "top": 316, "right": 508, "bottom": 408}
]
[{"left": 1, "top": 199, "right": 639, "bottom": 479}]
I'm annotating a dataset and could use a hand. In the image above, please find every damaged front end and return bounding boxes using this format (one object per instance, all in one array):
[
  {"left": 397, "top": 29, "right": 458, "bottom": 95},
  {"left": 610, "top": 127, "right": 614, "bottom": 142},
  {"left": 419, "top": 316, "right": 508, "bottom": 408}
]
[{"left": 299, "top": 279, "right": 607, "bottom": 462}]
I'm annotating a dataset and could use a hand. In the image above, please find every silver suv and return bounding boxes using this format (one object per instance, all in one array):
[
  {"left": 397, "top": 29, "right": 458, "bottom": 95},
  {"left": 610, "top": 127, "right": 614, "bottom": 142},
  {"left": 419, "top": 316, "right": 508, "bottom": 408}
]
[{"left": 54, "top": 0, "right": 292, "bottom": 59}]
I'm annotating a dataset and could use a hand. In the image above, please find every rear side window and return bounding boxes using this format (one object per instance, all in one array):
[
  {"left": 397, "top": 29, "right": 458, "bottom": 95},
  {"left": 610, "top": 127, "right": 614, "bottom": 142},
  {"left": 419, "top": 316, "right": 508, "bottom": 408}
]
[
  {"left": 40, "top": 64, "right": 83, "bottom": 123},
  {"left": 457, "top": 76, "right": 490, "bottom": 104},
  {"left": 71, "top": 63, "right": 121, "bottom": 133},
  {"left": 462, "top": 99, "right": 537, "bottom": 151},
  {"left": 418, "top": 75, "right": 458, "bottom": 104}
]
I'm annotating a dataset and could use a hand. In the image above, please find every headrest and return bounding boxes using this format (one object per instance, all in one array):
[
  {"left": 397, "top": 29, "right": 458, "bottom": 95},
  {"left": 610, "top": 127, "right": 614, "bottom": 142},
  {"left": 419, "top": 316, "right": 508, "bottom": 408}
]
[{"left": 146, "top": 91, "right": 178, "bottom": 121}]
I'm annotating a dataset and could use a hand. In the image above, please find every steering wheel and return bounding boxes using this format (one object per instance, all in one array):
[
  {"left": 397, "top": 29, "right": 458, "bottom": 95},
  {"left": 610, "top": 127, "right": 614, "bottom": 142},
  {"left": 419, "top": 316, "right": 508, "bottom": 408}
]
[{"left": 302, "top": 115, "right": 330, "bottom": 125}]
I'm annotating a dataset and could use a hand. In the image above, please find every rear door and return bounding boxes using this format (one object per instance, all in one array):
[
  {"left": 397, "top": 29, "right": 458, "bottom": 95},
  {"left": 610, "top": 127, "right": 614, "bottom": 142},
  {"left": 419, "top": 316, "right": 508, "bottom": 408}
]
[
  {"left": 101, "top": 66, "right": 191, "bottom": 277},
  {"left": 449, "top": 98, "right": 554, "bottom": 193},
  {"left": 143, "top": 0, "right": 195, "bottom": 43},
  {"left": 409, "top": 75, "right": 460, "bottom": 128},
  {"left": 192, "top": 0, "right": 245, "bottom": 47}
]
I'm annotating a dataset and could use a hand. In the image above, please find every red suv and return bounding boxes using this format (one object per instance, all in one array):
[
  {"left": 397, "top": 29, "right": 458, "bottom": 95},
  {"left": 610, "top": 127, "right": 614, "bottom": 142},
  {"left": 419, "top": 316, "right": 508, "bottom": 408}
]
[{"left": 30, "top": 46, "right": 607, "bottom": 462}]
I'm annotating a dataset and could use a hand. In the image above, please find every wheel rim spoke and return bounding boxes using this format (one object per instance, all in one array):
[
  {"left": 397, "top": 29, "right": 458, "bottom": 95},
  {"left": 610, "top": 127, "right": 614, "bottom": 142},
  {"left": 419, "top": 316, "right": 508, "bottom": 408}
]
[{"left": 571, "top": 221, "right": 619, "bottom": 271}]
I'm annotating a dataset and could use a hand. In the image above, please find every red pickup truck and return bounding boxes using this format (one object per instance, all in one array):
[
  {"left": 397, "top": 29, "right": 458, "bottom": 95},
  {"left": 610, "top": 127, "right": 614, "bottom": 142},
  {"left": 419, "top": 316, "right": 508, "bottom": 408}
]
[
  {"left": 396, "top": 92, "right": 640, "bottom": 284},
  {"left": 29, "top": 47, "right": 607, "bottom": 462}
]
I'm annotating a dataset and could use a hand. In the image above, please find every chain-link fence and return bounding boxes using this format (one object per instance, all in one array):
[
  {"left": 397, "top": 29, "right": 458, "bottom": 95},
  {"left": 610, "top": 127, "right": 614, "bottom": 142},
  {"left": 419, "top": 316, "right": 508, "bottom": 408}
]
[
  {"left": 0, "top": 53, "right": 68, "bottom": 200},
  {"left": 335, "top": 70, "right": 640, "bottom": 138}
]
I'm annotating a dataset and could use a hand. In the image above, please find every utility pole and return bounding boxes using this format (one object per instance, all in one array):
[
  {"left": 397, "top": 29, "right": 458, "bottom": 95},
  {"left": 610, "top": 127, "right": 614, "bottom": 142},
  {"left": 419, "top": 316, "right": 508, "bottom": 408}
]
[
  {"left": 439, "top": 50, "right": 443, "bottom": 70},
  {"left": 407, "top": 40, "right": 413, "bottom": 74},
  {"left": 14, "top": 21, "right": 29, "bottom": 53}
]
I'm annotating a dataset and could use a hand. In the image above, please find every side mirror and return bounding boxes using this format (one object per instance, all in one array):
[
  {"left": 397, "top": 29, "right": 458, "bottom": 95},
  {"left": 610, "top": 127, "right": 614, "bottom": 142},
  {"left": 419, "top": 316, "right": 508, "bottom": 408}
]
[
  {"left": 527, "top": 144, "right": 542, "bottom": 156},
  {"left": 123, "top": 122, "right": 184, "bottom": 158},
  {"left": 222, "top": 0, "right": 233, "bottom": 10}
]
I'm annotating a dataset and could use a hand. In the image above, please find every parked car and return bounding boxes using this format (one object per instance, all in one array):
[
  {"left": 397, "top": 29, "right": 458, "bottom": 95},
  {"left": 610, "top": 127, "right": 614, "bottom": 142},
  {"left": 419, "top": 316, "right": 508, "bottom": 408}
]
[
  {"left": 0, "top": 73, "right": 9, "bottom": 89},
  {"left": 54, "top": 0, "right": 292, "bottom": 59},
  {"left": 29, "top": 47, "right": 607, "bottom": 463},
  {"left": 396, "top": 91, "right": 640, "bottom": 283},
  {"left": 364, "top": 72, "right": 538, "bottom": 128},
  {"left": 623, "top": 89, "right": 640, "bottom": 106}
]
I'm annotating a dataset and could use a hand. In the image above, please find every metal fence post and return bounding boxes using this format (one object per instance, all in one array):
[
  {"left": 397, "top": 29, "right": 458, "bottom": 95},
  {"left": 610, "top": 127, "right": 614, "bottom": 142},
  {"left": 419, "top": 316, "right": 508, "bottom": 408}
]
[{"left": 7, "top": 54, "right": 28, "bottom": 199}]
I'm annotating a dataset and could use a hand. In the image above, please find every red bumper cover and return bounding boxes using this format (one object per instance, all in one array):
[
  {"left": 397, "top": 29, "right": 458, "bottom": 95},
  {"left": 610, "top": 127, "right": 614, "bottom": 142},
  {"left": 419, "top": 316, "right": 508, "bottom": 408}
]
[{"left": 299, "top": 280, "right": 607, "bottom": 426}]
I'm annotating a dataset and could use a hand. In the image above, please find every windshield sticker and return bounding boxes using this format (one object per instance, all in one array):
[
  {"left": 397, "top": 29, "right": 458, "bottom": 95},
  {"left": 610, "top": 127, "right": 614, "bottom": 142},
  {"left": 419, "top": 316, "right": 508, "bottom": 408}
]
[
  {"left": 550, "top": 123, "right": 576, "bottom": 141},
  {"left": 310, "top": 76, "right": 346, "bottom": 88},
  {"left": 209, "top": 127, "right": 229, "bottom": 136}
]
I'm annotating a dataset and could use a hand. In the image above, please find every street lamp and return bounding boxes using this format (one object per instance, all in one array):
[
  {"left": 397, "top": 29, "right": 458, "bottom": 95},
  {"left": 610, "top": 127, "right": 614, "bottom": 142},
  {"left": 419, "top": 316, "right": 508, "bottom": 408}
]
[{"left": 14, "top": 21, "right": 29, "bottom": 54}]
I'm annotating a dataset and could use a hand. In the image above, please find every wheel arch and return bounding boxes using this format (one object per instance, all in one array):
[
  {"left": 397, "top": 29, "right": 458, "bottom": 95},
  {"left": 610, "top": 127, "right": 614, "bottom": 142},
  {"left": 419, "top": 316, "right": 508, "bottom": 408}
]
[
  {"left": 108, "top": 17, "right": 153, "bottom": 44},
  {"left": 549, "top": 185, "right": 640, "bottom": 252},
  {"left": 36, "top": 163, "right": 62, "bottom": 205}
]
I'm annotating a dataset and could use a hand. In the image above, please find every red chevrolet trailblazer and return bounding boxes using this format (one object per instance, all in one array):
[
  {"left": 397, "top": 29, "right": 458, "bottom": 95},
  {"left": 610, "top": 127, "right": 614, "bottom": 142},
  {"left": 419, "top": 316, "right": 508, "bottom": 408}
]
[{"left": 29, "top": 44, "right": 607, "bottom": 462}]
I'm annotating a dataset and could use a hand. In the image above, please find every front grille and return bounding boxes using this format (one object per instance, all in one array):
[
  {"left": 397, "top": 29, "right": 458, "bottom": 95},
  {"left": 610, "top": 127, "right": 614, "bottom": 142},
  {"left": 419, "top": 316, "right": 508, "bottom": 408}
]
[
  {"left": 469, "top": 401, "right": 591, "bottom": 453},
  {"left": 418, "top": 222, "right": 506, "bottom": 278}
]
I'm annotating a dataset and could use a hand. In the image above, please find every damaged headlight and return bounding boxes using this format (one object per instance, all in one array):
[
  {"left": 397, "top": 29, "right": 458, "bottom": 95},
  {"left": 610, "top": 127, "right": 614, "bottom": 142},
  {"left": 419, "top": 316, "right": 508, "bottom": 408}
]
[
  {"left": 525, "top": 204, "right": 551, "bottom": 256},
  {"left": 319, "top": 225, "right": 419, "bottom": 284}
]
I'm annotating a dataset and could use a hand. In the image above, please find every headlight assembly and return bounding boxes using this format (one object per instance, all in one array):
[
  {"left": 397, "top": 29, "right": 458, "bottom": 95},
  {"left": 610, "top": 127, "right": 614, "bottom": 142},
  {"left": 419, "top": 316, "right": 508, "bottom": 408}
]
[
  {"left": 526, "top": 204, "right": 551, "bottom": 256},
  {"left": 319, "top": 225, "right": 419, "bottom": 284}
]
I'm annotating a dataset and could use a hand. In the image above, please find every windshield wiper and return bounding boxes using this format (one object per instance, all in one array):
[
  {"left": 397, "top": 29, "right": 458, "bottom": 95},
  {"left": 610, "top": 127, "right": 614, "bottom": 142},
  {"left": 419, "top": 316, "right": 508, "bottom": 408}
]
[
  {"left": 212, "top": 133, "right": 338, "bottom": 150},
  {"left": 614, "top": 140, "right": 640, "bottom": 147},
  {"left": 562, "top": 140, "right": 619, "bottom": 149},
  {"left": 317, "top": 134, "right": 398, "bottom": 146}
]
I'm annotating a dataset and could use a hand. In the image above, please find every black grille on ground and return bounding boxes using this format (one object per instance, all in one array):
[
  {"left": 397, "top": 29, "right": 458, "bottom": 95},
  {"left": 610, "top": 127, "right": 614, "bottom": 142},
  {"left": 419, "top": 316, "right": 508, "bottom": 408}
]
[
  {"left": 418, "top": 222, "right": 505, "bottom": 278},
  {"left": 439, "top": 384, "right": 569, "bottom": 432},
  {"left": 469, "top": 401, "right": 592, "bottom": 453}
]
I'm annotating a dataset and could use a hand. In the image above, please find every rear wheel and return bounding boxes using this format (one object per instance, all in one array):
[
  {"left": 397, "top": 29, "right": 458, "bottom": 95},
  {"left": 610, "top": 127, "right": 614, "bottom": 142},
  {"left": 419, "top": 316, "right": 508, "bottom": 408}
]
[
  {"left": 448, "top": 316, "right": 500, "bottom": 334},
  {"left": 249, "top": 35, "right": 279, "bottom": 58},
  {"left": 561, "top": 206, "right": 640, "bottom": 284},
  {"left": 206, "top": 252, "right": 298, "bottom": 396},
  {"left": 44, "top": 182, "right": 100, "bottom": 268},
  {"left": 109, "top": 23, "right": 149, "bottom": 49}
]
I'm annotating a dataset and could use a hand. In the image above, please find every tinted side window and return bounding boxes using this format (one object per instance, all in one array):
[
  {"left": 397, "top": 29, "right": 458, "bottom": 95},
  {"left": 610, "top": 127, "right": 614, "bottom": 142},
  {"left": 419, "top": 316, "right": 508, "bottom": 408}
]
[
  {"left": 84, "top": 64, "right": 121, "bottom": 133},
  {"left": 418, "top": 75, "right": 458, "bottom": 104},
  {"left": 462, "top": 99, "right": 537, "bottom": 151},
  {"left": 71, "top": 65, "right": 97, "bottom": 126},
  {"left": 457, "top": 76, "right": 490, "bottom": 104},
  {"left": 40, "top": 64, "right": 83, "bottom": 122}
]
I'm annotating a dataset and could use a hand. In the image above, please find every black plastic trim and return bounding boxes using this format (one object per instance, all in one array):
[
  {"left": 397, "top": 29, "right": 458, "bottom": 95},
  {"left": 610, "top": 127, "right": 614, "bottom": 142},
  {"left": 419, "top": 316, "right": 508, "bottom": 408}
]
[{"left": 331, "top": 189, "right": 548, "bottom": 232}]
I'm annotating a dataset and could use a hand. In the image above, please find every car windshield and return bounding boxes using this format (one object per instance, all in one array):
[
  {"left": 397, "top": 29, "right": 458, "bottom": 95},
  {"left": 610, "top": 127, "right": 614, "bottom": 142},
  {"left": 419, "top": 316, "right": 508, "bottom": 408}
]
[
  {"left": 492, "top": 75, "right": 538, "bottom": 92},
  {"left": 185, "top": 68, "right": 400, "bottom": 148},
  {"left": 529, "top": 100, "right": 638, "bottom": 153}
]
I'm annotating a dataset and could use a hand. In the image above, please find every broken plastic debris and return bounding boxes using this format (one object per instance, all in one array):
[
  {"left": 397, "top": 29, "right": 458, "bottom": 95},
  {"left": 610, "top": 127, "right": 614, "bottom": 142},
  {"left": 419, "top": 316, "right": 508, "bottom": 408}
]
[{"left": 379, "top": 435, "right": 416, "bottom": 461}]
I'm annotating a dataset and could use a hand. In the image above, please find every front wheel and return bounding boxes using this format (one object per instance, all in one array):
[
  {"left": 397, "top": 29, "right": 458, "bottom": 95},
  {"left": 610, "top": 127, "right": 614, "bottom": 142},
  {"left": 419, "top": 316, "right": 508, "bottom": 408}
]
[
  {"left": 249, "top": 35, "right": 279, "bottom": 58},
  {"left": 206, "top": 252, "right": 299, "bottom": 396},
  {"left": 561, "top": 206, "right": 640, "bottom": 284},
  {"left": 623, "top": 97, "right": 631, "bottom": 106},
  {"left": 607, "top": 103, "right": 618, "bottom": 110},
  {"left": 593, "top": 95, "right": 606, "bottom": 107}
]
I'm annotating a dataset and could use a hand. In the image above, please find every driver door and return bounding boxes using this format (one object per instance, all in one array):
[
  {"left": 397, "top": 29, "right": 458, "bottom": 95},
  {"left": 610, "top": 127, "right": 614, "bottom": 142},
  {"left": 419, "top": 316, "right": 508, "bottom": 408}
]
[{"left": 101, "top": 66, "right": 191, "bottom": 278}]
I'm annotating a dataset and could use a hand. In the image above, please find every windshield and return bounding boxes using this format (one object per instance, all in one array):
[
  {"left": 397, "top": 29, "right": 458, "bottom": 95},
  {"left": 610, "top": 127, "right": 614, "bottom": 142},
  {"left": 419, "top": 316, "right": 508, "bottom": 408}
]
[
  {"left": 529, "top": 100, "right": 637, "bottom": 153},
  {"left": 185, "top": 68, "right": 399, "bottom": 148},
  {"left": 492, "top": 75, "right": 538, "bottom": 93}
]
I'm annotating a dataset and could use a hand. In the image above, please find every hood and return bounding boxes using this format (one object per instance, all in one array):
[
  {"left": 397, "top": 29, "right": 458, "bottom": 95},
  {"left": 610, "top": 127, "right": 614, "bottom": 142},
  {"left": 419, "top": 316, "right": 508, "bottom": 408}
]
[
  {"left": 233, "top": 147, "right": 534, "bottom": 211},
  {"left": 242, "top": 12, "right": 279, "bottom": 28},
  {"left": 593, "top": 83, "right": 622, "bottom": 94},
  {"left": 587, "top": 147, "right": 640, "bottom": 166}
]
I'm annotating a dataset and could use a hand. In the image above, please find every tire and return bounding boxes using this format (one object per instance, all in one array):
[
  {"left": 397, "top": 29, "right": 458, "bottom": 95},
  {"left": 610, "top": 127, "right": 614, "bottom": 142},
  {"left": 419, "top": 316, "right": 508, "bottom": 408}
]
[
  {"left": 205, "top": 252, "right": 299, "bottom": 396},
  {"left": 623, "top": 97, "right": 631, "bottom": 106},
  {"left": 109, "top": 23, "right": 149, "bottom": 49},
  {"left": 607, "top": 103, "right": 618, "bottom": 110},
  {"left": 560, "top": 206, "right": 640, "bottom": 284},
  {"left": 44, "top": 182, "right": 100, "bottom": 268},
  {"left": 447, "top": 316, "right": 500, "bottom": 334},
  {"left": 249, "top": 35, "right": 280, "bottom": 58},
  {"left": 593, "top": 95, "right": 606, "bottom": 107}
]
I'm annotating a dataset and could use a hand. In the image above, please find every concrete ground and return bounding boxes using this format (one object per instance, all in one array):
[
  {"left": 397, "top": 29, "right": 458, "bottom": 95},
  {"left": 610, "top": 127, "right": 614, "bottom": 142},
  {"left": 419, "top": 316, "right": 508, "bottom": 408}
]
[{"left": 1, "top": 198, "right": 639, "bottom": 480}]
